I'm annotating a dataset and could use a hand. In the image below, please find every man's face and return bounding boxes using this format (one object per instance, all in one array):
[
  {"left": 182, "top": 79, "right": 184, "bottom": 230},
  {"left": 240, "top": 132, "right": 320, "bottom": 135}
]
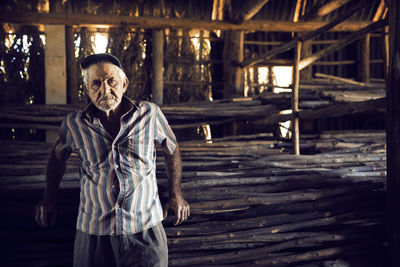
[{"left": 85, "top": 63, "right": 128, "bottom": 113}]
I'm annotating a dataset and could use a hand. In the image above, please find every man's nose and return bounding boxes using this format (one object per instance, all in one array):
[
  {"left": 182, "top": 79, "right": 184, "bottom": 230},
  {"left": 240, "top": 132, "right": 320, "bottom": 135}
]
[{"left": 100, "top": 81, "right": 111, "bottom": 94}]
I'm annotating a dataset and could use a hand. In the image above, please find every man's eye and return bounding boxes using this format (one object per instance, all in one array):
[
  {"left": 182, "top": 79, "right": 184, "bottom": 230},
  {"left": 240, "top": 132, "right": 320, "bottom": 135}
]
[
  {"left": 108, "top": 79, "right": 117, "bottom": 87},
  {"left": 91, "top": 81, "right": 101, "bottom": 90}
]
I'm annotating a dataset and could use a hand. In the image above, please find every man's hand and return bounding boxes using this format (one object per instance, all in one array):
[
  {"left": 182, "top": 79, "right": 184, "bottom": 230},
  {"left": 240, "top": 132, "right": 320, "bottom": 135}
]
[
  {"left": 34, "top": 200, "right": 57, "bottom": 228},
  {"left": 163, "top": 195, "right": 190, "bottom": 225}
]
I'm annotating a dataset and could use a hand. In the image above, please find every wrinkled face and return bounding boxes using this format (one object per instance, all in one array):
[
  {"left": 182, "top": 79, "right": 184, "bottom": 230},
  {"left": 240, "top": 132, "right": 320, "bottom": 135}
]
[{"left": 85, "top": 63, "right": 128, "bottom": 113}]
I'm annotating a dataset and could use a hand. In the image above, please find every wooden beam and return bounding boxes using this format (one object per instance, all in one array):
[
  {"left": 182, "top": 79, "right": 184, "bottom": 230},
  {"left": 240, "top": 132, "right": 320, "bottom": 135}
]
[
  {"left": 233, "top": 0, "right": 270, "bottom": 24},
  {"left": 302, "top": 0, "right": 351, "bottom": 21},
  {"left": 0, "top": 11, "right": 373, "bottom": 32},
  {"left": 292, "top": 41, "right": 301, "bottom": 156},
  {"left": 240, "top": 0, "right": 376, "bottom": 68},
  {"left": 386, "top": 0, "right": 400, "bottom": 266},
  {"left": 299, "top": 19, "right": 388, "bottom": 71}
]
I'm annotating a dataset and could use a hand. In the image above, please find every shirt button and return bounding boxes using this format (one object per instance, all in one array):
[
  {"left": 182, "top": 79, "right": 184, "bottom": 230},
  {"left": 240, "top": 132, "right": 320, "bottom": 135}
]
[{"left": 115, "top": 165, "right": 119, "bottom": 169}]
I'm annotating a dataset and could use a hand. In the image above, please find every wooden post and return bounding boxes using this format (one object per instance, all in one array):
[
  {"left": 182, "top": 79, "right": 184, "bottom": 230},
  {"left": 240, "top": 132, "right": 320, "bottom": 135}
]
[
  {"left": 65, "top": 25, "right": 79, "bottom": 104},
  {"left": 45, "top": 25, "right": 66, "bottom": 104},
  {"left": 357, "top": 33, "right": 370, "bottom": 83},
  {"left": 45, "top": 24, "right": 66, "bottom": 142},
  {"left": 387, "top": 0, "right": 400, "bottom": 266},
  {"left": 382, "top": 25, "right": 389, "bottom": 81},
  {"left": 223, "top": 30, "right": 244, "bottom": 98},
  {"left": 152, "top": 29, "right": 164, "bottom": 105},
  {"left": 292, "top": 41, "right": 301, "bottom": 156},
  {"left": 300, "top": 40, "right": 313, "bottom": 80}
]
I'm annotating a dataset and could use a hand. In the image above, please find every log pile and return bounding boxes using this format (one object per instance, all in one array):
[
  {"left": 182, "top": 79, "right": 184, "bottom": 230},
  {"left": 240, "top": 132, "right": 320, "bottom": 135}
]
[
  {"left": 0, "top": 81, "right": 386, "bottom": 131},
  {"left": 0, "top": 130, "right": 386, "bottom": 266}
]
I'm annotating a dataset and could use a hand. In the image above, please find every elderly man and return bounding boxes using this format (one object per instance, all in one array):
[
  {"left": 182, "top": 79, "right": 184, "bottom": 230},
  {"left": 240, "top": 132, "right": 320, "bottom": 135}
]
[{"left": 34, "top": 53, "right": 190, "bottom": 267}]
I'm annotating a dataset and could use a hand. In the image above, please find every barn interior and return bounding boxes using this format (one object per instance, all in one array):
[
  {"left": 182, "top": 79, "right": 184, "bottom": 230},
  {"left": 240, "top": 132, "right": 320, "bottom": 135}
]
[{"left": 1, "top": 0, "right": 399, "bottom": 266}]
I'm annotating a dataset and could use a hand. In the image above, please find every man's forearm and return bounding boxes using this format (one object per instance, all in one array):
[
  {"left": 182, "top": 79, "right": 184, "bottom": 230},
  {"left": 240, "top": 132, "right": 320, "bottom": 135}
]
[
  {"left": 164, "top": 145, "right": 183, "bottom": 198},
  {"left": 44, "top": 150, "right": 67, "bottom": 202}
]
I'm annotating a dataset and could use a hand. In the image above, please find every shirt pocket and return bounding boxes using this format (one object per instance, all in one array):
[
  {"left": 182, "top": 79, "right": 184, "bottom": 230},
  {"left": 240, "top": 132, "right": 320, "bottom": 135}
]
[{"left": 125, "top": 137, "right": 155, "bottom": 176}]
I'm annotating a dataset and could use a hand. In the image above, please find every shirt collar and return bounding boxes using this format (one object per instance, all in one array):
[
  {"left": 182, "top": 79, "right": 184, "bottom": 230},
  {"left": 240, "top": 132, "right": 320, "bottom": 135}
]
[{"left": 81, "top": 96, "right": 140, "bottom": 122}]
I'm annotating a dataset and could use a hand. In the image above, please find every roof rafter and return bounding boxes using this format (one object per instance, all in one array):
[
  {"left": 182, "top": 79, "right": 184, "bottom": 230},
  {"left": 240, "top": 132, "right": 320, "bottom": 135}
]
[
  {"left": 301, "top": 0, "right": 351, "bottom": 21},
  {"left": 240, "top": 0, "right": 377, "bottom": 68},
  {"left": 233, "top": 0, "right": 271, "bottom": 24}
]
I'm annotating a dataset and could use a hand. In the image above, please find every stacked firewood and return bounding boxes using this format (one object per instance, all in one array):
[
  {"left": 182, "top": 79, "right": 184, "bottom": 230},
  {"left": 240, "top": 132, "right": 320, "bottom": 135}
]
[
  {"left": 0, "top": 82, "right": 386, "bottom": 131},
  {"left": 0, "top": 130, "right": 386, "bottom": 266}
]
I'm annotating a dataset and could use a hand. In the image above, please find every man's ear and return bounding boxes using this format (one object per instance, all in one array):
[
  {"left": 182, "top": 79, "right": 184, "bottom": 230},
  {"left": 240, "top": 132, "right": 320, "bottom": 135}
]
[{"left": 122, "top": 77, "right": 129, "bottom": 93}]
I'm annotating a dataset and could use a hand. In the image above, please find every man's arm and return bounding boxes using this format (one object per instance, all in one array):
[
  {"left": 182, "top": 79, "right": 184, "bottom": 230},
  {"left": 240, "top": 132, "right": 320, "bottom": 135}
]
[
  {"left": 163, "top": 144, "right": 190, "bottom": 225},
  {"left": 34, "top": 142, "right": 71, "bottom": 228}
]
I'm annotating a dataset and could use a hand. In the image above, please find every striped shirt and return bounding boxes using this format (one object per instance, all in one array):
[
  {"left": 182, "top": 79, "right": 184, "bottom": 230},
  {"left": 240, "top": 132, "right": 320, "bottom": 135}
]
[{"left": 57, "top": 97, "right": 177, "bottom": 235}]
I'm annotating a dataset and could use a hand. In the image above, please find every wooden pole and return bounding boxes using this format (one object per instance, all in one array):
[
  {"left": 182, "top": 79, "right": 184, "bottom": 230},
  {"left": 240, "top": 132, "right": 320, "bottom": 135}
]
[
  {"left": 152, "top": 30, "right": 164, "bottom": 105},
  {"left": 65, "top": 25, "right": 79, "bottom": 104},
  {"left": 383, "top": 25, "right": 389, "bottom": 81},
  {"left": 292, "top": 41, "right": 301, "bottom": 156},
  {"left": 357, "top": 34, "right": 370, "bottom": 83},
  {"left": 223, "top": 30, "right": 244, "bottom": 98},
  {"left": 44, "top": 24, "right": 67, "bottom": 142},
  {"left": 300, "top": 40, "right": 313, "bottom": 80},
  {"left": 387, "top": 0, "right": 400, "bottom": 266}
]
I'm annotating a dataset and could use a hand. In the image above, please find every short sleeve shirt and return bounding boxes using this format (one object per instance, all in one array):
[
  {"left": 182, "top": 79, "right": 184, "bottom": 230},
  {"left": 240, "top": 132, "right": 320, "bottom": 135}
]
[{"left": 58, "top": 97, "right": 177, "bottom": 235}]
